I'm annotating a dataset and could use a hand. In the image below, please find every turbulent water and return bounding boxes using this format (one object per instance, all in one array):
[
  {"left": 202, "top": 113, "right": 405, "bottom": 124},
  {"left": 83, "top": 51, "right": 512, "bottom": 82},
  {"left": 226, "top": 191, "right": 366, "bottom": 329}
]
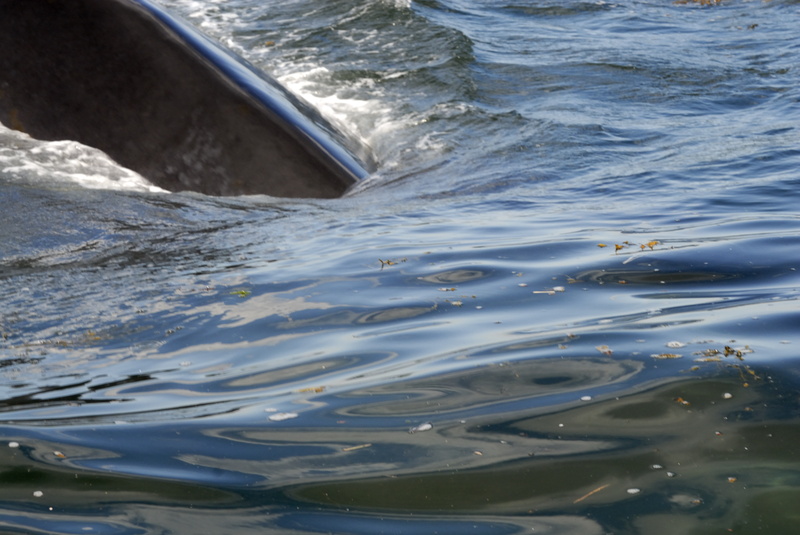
[{"left": 1, "top": 0, "right": 800, "bottom": 533}]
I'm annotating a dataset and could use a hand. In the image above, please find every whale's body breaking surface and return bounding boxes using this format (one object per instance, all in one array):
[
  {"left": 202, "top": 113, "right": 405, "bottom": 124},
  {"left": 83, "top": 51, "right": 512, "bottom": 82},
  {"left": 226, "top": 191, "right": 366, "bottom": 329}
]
[{"left": 0, "top": 0, "right": 373, "bottom": 197}]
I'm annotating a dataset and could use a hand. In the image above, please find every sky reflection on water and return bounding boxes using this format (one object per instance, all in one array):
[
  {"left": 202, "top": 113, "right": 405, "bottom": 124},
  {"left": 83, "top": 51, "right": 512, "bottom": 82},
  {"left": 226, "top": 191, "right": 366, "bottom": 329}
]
[{"left": 2, "top": 0, "right": 800, "bottom": 533}]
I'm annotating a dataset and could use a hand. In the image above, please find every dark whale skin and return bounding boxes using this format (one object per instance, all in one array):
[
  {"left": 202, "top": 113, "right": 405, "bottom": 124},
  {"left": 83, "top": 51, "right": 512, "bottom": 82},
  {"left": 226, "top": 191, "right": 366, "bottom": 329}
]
[{"left": 0, "top": 0, "right": 373, "bottom": 197}]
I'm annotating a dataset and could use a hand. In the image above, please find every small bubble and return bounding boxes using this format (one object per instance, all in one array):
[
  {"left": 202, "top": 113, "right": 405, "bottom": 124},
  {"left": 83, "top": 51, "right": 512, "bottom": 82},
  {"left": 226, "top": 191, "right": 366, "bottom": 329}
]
[
  {"left": 409, "top": 422, "right": 433, "bottom": 434},
  {"left": 268, "top": 412, "right": 298, "bottom": 422}
]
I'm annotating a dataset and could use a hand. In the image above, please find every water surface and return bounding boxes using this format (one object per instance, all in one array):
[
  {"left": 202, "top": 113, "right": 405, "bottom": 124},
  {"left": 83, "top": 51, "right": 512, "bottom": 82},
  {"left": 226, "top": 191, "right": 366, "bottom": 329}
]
[{"left": 1, "top": 0, "right": 799, "bottom": 533}]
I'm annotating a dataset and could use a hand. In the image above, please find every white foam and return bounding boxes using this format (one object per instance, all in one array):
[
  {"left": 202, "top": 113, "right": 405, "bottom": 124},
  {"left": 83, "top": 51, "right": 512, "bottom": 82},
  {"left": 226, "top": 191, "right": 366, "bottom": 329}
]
[
  {"left": 160, "top": 1, "right": 387, "bottom": 157},
  {"left": 0, "top": 122, "right": 167, "bottom": 193},
  {"left": 278, "top": 65, "right": 391, "bottom": 143},
  {"left": 159, "top": 0, "right": 444, "bottom": 173}
]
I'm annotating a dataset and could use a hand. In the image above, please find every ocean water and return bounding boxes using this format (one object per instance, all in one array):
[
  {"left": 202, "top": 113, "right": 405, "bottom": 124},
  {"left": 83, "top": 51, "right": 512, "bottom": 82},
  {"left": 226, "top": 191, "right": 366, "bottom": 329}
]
[{"left": 1, "top": 0, "right": 800, "bottom": 533}]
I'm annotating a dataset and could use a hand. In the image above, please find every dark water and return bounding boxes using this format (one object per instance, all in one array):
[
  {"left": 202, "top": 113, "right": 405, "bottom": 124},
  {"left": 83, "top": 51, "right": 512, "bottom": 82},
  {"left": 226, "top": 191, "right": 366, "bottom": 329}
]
[{"left": 1, "top": 0, "right": 800, "bottom": 533}]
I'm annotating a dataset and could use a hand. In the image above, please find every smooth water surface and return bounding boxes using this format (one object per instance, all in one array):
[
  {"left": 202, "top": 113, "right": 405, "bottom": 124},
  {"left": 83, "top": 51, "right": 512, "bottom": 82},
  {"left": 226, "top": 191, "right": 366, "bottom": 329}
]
[{"left": 1, "top": 0, "right": 799, "bottom": 533}]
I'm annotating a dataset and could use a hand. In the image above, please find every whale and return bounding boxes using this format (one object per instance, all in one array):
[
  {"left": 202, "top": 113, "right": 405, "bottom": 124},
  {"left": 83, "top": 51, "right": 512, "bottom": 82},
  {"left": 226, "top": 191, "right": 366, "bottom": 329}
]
[{"left": 0, "top": 0, "right": 374, "bottom": 198}]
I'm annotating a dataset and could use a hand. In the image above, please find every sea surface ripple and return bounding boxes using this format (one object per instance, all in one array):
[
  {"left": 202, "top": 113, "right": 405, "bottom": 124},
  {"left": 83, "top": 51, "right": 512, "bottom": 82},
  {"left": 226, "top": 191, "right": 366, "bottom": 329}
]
[{"left": 1, "top": 1, "right": 799, "bottom": 533}]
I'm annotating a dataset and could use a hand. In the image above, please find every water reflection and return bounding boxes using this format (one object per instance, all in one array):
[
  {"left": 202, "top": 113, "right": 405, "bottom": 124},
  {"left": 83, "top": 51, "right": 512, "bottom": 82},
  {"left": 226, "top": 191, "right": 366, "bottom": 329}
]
[
  {"left": 290, "top": 369, "right": 800, "bottom": 534},
  {"left": 337, "top": 356, "right": 643, "bottom": 417},
  {"left": 2, "top": 359, "right": 796, "bottom": 534}
]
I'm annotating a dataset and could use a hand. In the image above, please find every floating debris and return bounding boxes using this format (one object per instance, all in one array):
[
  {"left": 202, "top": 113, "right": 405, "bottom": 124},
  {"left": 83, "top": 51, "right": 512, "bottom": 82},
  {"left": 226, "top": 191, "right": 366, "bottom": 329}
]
[
  {"left": 53, "top": 451, "right": 66, "bottom": 459},
  {"left": 342, "top": 443, "right": 372, "bottom": 452},
  {"left": 268, "top": 412, "right": 299, "bottom": 422},
  {"left": 33, "top": 491, "right": 43, "bottom": 498},
  {"left": 651, "top": 353, "right": 683, "bottom": 359},
  {"left": 695, "top": 356, "right": 722, "bottom": 362},
  {"left": 8, "top": 442, "right": 19, "bottom": 448},
  {"left": 297, "top": 386, "right": 326, "bottom": 393},
  {"left": 666, "top": 341, "right": 686, "bottom": 348},
  {"left": 595, "top": 345, "right": 613, "bottom": 355},
  {"left": 229, "top": 289, "right": 251, "bottom": 298},
  {"left": 408, "top": 422, "right": 433, "bottom": 434},
  {"left": 533, "top": 286, "right": 565, "bottom": 295},
  {"left": 627, "top": 488, "right": 641, "bottom": 495},
  {"left": 727, "top": 476, "right": 738, "bottom": 483},
  {"left": 608, "top": 240, "right": 661, "bottom": 254},
  {"left": 580, "top": 395, "right": 592, "bottom": 402},
  {"left": 651, "top": 464, "right": 664, "bottom": 470},
  {"left": 378, "top": 258, "right": 406, "bottom": 270},
  {"left": 574, "top": 483, "right": 610, "bottom": 503},
  {"left": 669, "top": 494, "right": 704, "bottom": 507}
]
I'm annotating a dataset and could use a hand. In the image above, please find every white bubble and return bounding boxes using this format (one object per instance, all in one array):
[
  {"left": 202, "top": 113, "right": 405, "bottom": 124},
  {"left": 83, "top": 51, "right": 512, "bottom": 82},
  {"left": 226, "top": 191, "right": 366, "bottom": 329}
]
[
  {"left": 408, "top": 422, "right": 433, "bottom": 434},
  {"left": 268, "top": 412, "right": 299, "bottom": 422}
]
